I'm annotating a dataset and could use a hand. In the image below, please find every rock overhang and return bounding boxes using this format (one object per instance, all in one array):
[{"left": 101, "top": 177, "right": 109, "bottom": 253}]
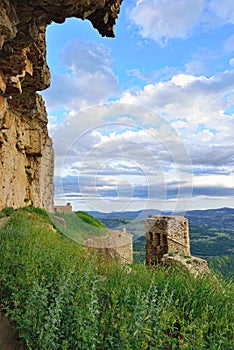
[{"left": 0, "top": 0, "right": 123, "bottom": 211}]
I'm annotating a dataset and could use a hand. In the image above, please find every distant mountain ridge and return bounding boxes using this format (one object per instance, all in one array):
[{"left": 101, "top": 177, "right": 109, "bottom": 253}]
[
  {"left": 88, "top": 207, "right": 234, "bottom": 219},
  {"left": 87, "top": 209, "right": 162, "bottom": 219}
]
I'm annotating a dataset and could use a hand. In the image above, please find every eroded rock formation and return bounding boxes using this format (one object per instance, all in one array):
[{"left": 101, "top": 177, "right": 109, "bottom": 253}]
[{"left": 0, "top": 0, "right": 122, "bottom": 211}]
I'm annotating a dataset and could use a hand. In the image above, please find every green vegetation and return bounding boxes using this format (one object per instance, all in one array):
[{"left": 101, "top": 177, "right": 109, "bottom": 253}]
[
  {"left": 189, "top": 224, "right": 234, "bottom": 281},
  {"left": 25, "top": 169, "right": 33, "bottom": 183},
  {"left": 0, "top": 207, "right": 233, "bottom": 349},
  {"left": 50, "top": 210, "right": 108, "bottom": 244},
  {"left": 209, "top": 255, "right": 234, "bottom": 282},
  {"left": 168, "top": 251, "right": 175, "bottom": 257},
  {"left": 75, "top": 211, "right": 106, "bottom": 228},
  {"left": 2, "top": 131, "right": 8, "bottom": 142},
  {"left": 0, "top": 206, "right": 14, "bottom": 218}
]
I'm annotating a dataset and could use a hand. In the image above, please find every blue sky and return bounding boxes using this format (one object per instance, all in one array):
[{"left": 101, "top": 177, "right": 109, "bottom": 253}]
[{"left": 42, "top": 0, "right": 234, "bottom": 212}]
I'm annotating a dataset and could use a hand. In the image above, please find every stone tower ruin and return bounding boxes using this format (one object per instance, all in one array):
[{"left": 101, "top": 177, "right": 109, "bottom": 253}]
[{"left": 145, "top": 216, "right": 190, "bottom": 265}]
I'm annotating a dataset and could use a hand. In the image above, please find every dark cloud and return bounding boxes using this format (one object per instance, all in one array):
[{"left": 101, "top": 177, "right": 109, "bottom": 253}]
[
  {"left": 189, "top": 144, "right": 234, "bottom": 167},
  {"left": 192, "top": 186, "right": 234, "bottom": 197}
]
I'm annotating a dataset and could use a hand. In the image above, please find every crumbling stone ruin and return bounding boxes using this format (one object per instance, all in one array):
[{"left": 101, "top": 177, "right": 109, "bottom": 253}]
[
  {"left": 146, "top": 215, "right": 210, "bottom": 276},
  {"left": 146, "top": 216, "right": 190, "bottom": 264},
  {"left": 85, "top": 229, "right": 133, "bottom": 264},
  {"left": 0, "top": 0, "right": 123, "bottom": 211}
]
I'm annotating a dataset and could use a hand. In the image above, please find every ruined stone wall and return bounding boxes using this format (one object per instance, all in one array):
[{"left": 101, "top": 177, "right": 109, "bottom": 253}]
[
  {"left": 145, "top": 215, "right": 210, "bottom": 276},
  {"left": 85, "top": 230, "right": 133, "bottom": 264},
  {"left": 0, "top": 0, "right": 122, "bottom": 211},
  {"left": 146, "top": 216, "right": 190, "bottom": 265}
]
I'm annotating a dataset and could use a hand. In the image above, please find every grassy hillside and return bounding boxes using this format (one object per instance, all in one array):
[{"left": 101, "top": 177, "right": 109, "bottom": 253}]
[
  {"left": 50, "top": 210, "right": 108, "bottom": 244},
  {"left": 75, "top": 211, "right": 106, "bottom": 228},
  {"left": 0, "top": 207, "right": 233, "bottom": 349}
]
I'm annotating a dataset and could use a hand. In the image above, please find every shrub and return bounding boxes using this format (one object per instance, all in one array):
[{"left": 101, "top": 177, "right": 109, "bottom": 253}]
[
  {"left": 168, "top": 250, "right": 175, "bottom": 257},
  {"left": 0, "top": 206, "right": 14, "bottom": 218}
]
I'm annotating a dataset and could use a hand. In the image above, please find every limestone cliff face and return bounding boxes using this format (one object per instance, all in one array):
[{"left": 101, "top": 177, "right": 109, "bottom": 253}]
[{"left": 0, "top": 0, "right": 122, "bottom": 211}]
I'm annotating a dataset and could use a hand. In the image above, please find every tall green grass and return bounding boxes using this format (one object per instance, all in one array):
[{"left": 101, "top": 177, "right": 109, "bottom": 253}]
[{"left": 0, "top": 207, "right": 233, "bottom": 349}]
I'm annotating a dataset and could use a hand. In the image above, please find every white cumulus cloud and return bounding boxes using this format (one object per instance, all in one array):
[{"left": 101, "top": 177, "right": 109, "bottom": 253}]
[
  {"left": 120, "top": 69, "right": 234, "bottom": 168},
  {"left": 129, "top": 0, "right": 204, "bottom": 44},
  {"left": 43, "top": 39, "right": 120, "bottom": 111},
  {"left": 129, "top": 0, "right": 234, "bottom": 44}
]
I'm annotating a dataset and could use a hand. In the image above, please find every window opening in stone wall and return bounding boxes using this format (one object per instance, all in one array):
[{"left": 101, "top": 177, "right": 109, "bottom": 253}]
[
  {"left": 162, "top": 234, "right": 167, "bottom": 247},
  {"left": 156, "top": 232, "right": 161, "bottom": 246},
  {"left": 149, "top": 231, "right": 153, "bottom": 241}
]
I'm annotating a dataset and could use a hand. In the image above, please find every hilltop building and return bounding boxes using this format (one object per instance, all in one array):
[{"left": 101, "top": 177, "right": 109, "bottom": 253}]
[{"left": 54, "top": 203, "right": 72, "bottom": 214}]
